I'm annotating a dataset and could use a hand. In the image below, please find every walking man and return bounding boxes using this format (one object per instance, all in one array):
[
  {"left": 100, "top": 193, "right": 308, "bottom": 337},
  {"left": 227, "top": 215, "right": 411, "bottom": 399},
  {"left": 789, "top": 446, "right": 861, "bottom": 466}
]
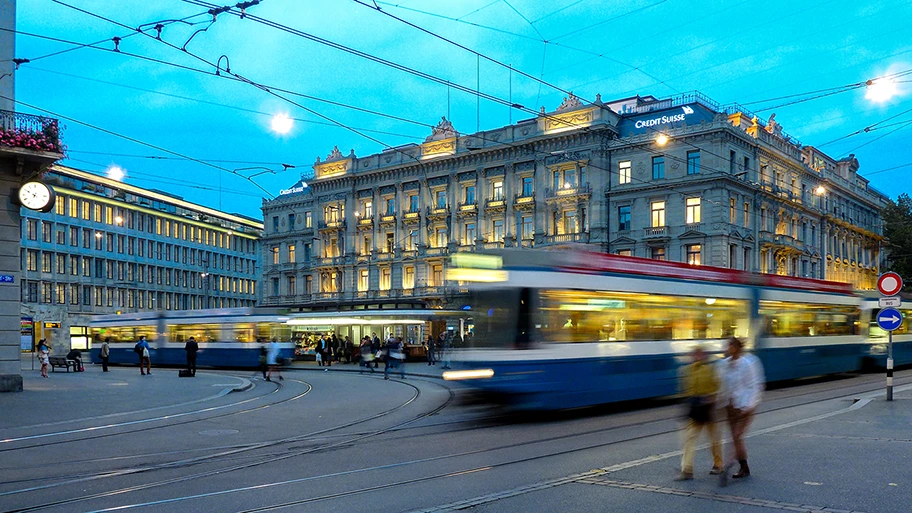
[
  {"left": 675, "top": 344, "right": 723, "bottom": 481},
  {"left": 383, "top": 334, "right": 406, "bottom": 380},
  {"left": 426, "top": 334, "right": 436, "bottom": 366},
  {"left": 719, "top": 337, "right": 765, "bottom": 485},
  {"left": 136, "top": 335, "right": 151, "bottom": 376},
  {"left": 185, "top": 336, "right": 199, "bottom": 377}
]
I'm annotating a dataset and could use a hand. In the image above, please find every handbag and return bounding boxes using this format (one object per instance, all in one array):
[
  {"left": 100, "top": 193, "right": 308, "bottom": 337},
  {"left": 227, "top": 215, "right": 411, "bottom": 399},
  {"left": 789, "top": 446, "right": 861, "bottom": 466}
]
[
  {"left": 142, "top": 347, "right": 150, "bottom": 358},
  {"left": 687, "top": 396, "right": 712, "bottom": 424}
]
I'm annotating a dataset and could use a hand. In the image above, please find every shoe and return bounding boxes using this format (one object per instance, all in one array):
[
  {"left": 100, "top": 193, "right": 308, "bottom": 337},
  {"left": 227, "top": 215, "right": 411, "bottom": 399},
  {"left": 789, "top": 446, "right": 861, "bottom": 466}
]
[
  {"left": 279, "top": 376, "right": 284, "bottom": 381},
  {"left": 384, "top": 376, "right": 389, "bottom": 380},
  {"left": 266, "top": 377, "right": 271, "bottom": 382},
  {"left": 674, "top": 472, "right": 693, "bottom": 481},
  {"left": 709, "top": 467, "right": 723, "bottom": 475},
  {"left": 732, "top": 469, "right": 750, "bottom": 479}
]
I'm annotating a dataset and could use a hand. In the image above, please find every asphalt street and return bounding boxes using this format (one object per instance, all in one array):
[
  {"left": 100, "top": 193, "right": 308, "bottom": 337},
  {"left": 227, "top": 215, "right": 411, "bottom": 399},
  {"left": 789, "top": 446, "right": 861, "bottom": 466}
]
[{"left": 1, "top": 360, "right": 909, "bottom": 513}]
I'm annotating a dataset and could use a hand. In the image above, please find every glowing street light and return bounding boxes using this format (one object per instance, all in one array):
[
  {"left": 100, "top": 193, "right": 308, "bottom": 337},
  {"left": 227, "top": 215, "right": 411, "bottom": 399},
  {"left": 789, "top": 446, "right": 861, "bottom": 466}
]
[
  {"left": 271, "top": 113, "right": 294, "bottom": 134},
  {"left": 107, "top": 165, "right": 126, "bottom": 181},
  {"left": 815, "top": 186, "right": 826, "bottom": 195},
  {"left": 655, "top": 133, "right": 669, "bottom": 146},
  {"left": 865, "top": 77, "right": 898, "bottom": 103}
]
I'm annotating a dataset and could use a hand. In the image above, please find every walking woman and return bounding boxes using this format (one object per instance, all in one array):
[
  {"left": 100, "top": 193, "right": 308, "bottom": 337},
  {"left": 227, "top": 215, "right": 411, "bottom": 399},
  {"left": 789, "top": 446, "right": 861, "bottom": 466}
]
[
  {"left": 37, "top": 339, "right": 50, "bottom": 378},
  {"left": 719, "top": 337, "right": 765, "bottom": 485}
]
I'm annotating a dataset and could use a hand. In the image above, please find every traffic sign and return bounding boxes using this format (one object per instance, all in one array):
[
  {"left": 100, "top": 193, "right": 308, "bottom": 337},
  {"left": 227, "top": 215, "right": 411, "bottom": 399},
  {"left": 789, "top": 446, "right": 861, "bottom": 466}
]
[
  {"left": 877, "top": 272, "right": 903, "bottom": 296},
  {"left": 879, "top": 297, "right": 902, "bottom": 308},
  {"left": 877, "top": 308, "right": 903, "bottom": 331}
]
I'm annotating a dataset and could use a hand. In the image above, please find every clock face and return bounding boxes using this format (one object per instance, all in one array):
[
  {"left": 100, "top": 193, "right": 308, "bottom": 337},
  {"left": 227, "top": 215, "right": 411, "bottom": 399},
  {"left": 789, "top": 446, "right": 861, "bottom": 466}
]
[{"left": 18, "top": 181, "right": 54, "bottom": 212}]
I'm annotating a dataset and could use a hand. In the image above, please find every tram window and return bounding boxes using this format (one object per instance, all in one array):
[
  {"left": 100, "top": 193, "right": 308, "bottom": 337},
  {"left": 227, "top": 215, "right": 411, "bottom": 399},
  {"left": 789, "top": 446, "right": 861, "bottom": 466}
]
[
  {"left": 537, "top": 289, "right": 750, "bottom": 343},
  {"left": 759, "top": 301, "right": 859, "bottom": 337},
  {"left": 92, "top": 325, "right": 157, "bottom": 344},
  {"left": 168, "top": 324, "right": 220, "bottom": 343},
  {"left": 468, "top": 288, "right": 521, "bottom": 348}
]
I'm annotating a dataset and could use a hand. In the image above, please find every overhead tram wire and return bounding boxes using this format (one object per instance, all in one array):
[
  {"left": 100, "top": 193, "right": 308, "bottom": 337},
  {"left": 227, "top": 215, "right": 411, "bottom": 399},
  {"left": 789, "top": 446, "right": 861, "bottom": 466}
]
[
  {"left": 815, "top": 104, "right": 912, "bottom": 149},
  {"left": 0, "top": 95, "right": 276, "bottom": 198}
]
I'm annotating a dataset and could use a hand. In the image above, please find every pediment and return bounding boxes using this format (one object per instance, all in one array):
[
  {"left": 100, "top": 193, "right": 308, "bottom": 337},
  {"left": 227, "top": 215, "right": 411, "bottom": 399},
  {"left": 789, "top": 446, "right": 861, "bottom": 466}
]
[{"left": 610, "top": 236, "right": 636, "bottom": 245}]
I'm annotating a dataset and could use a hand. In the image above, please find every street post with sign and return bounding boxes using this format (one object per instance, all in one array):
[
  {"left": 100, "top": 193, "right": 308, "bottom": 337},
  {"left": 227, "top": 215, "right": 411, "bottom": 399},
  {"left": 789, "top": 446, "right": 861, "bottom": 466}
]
[{"left": 876, "top": 272, "right": 903, "bottom": 401}]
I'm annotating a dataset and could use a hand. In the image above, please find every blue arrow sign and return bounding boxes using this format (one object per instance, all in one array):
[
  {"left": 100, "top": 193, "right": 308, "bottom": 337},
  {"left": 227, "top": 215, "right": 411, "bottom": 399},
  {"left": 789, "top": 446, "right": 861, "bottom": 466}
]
[{"left": 877, "top": 308, "right": 903, "bottom": 331}]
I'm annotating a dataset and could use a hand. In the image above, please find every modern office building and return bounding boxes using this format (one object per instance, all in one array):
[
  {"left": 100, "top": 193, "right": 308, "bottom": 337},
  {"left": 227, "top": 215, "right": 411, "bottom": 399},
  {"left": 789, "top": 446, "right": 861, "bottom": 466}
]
[
  {"left": 261, "top": 91, "right": 887, "bottom": 312},
  {"left": 20, "top": 165, "right": 263, "bottom": 350}
]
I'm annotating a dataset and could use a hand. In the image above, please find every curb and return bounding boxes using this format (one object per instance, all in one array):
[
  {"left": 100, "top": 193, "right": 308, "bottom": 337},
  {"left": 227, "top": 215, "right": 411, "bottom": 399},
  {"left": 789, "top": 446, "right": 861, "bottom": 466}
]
[{"left": 229, "top": 377, "right": 253, "bottom": 393}]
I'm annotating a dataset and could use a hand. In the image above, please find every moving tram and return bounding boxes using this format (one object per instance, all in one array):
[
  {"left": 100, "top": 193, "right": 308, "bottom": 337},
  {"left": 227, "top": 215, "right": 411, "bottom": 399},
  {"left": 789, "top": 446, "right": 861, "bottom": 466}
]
[{"left": 445, "top": 250, "right": 866, "bottom": 410}]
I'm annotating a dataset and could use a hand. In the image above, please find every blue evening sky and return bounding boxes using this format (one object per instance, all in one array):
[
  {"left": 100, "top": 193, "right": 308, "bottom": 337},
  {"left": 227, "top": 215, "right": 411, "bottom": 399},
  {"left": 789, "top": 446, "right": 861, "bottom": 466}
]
[{"left": 14, "top": 0, "right": 912, "bottom": 218}]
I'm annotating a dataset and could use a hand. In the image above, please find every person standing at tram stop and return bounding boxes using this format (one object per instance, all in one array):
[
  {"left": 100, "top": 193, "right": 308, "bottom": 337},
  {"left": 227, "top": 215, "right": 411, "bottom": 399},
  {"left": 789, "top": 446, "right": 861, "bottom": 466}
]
[
  {"left": 383, "top": 334, "right": 406, "bottom": 380},
  {"left": 135, "top": 335, "right": 151, "bottom": 376},
  {"left": 371, "top": 332, "right": 381, "bottom": 368},
  {"left": 426, "top": 334, "right": 436, "bottom": 366},
  {"left": 185, "top": 336, "right": 199, "bottom": 377},
  {"left": 718, "top": 337, "right": 765, "bottom": 485},
  {"left": 359, "top": 337, "right": 376, "bottom": 374},
  {"left": 675, "top": 344, "right": 723, "bottom": 481},
  {"left": 439, "top": 331, "right": 451, "bottom": 370},
  {"left": 99, "top": 338, "right": 110, "bottom": 372},
  {"left": 37, "top": 339, "right": 50, "bottom": 378}
]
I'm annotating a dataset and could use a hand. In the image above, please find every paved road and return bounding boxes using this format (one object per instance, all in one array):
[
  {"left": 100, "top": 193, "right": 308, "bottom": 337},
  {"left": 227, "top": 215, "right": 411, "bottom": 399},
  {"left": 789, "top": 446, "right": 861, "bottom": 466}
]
[{"left": 1, "top": 360, "right": 909, "bottom": 513}]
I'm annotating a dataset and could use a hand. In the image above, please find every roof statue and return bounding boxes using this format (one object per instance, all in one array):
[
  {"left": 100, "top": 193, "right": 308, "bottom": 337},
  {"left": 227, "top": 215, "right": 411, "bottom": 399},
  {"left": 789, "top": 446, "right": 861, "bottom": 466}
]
[
  {"left": 327, "top": 145, "right": 344, "bottom": 160},
  {"left": 557, "top": 92, "right": 583, "bottom": 111},
  {"left": 425, "top": 116, "right": 457, "bottom": 142},
  {"left": 765, "top": 113, "right": 783, "bottom": 136}
]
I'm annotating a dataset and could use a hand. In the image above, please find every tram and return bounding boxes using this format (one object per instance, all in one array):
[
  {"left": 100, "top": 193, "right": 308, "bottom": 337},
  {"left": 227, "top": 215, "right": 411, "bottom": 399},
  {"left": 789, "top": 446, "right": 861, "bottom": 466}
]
[
  {"left": 89, "top": 307, "right": 465, "bottom": 368},
  {"left": 860, "top": 296, "right": 912, "bottom": 370},
  {"left": 444, "top": 250, "right": 866, "bottom": 410}
]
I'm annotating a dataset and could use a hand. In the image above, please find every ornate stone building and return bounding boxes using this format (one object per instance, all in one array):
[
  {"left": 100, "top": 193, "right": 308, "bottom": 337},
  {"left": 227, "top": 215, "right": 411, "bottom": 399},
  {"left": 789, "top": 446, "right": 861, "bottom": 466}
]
[{"left": 261, "top": 91, "right": 887, "bottom": 311}]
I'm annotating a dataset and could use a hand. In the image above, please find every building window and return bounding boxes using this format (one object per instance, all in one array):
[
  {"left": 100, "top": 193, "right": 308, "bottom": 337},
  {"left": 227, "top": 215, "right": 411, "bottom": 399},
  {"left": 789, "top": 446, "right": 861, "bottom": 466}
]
[
  {"left": 42, "top": 221, "right": 52, "bottom": 242},
  {"left": 686, "top": 244, "right": 702, "bottom": 265},
  {"left": 407, "top": 230, "right": 418, "bottom": 250},
  {"left": 304, "top": 275, "right": 312, "bottom": 295},
  {"left": 26, "top": 250, "right": 37, "bottom": 271},
  {"left": 686, "top": 197, "right": 701, "bottom": 224},
  {"left": 271, "top": 246, "right": 279, "bottom": 265},
  {"left": 730, "top": 198, "right": 736, "bottom": 224},
  {"left": 272, "top": 216, "right": 279, "bottom": 232},
  {"left": 618, "top": 205, "right": 631, "bottom": 231},
  {"left": 521, "top": 176, "right": 533, "bottom": 196},
  {"left": 464, "top": 185, "right": 476, "bottom": 204},
  {"left": 687, "top": 150, "right": 700, "bottom": 175},
  {"left": 618, "top": 160, "right": 631, "bottom": 185},
  {"left": 56, "top": 254, "right": 65, "bottom": 274},
  {"left": 561, "top": 210, "right": 578, "bottom": 234},
  {"left": 55, "top": 198, "right": 65, "bottom": 215},
  {"left": 380, "top": 268, "right": 391, "bottom": 290},
  {"left": 358, "top": 269, "right": 369, "bottom": 291},
  {"left": 409, "top": 194, "right": 419, "bottom": 212},
  {"left": 743, "top": 202, "right": 750, "bottom": 228},
  {"left": 434, "top": 190, "right": 446, "bottom": 209},
  {"left": 289, "top": 244, "right": 296, "bottom": 263},
  {"left": 385, "top": 232, "right": 394, "bottom": 253},
  {"left": 41, "top": 252, "right": 51, "bottom": 273},
  {"left": 651, "top": 201, "right": 665, "bottom": 227},
  {"left": 616, "top": 249, "right": 632, "bottom": 256},
  {"left": 651, "top": 247, "right": 666, "bottom": 260},
  {"left": 492, "top": 180, "right": 504, "bottom": 201},
  {"left": 730, "top": 151, "right": 737, "bottom": 173},
  {"left": 521, "top": 216, "right": 533, "bottom": 240},
  {"left": 434, "top": 227, "right": 447, "bottom": 248},
  {"left": 56, "top": 283, "right": 66, "bottom": 304},
  {"left": 464, "top": 223, "right": 476, "bottom": 245},
  {"left": 26, "top": 219, "right": 36, "bottom": 240},
  {"left": 362, "top": 236, "right": 372, "bottom": 256},
  {"left": 652, "top": 156, "right": 665, "bottom": 179},
  {"left": 431, "top": 264, "right": 444, "bottom": 286},
  {"left": 362, "top": 200, "right": 373, "bottom": 218},
  {"left": 271, "top": 277, "right": 279, "bottom": 296},
  {"left": 491, "top": 219, "right": 504, "bottom": 242},
  {"left": 304, "top": 211, "right": 312, "bottom": 228},
  {"left": 70, "top": 255, "right": 78, "bottom": 275},
  {"left": 730, "top": 244, "right": 737, "bottom": 269},
  {"left": 403, "top": 266, "right": 415, "bottom": 289},
  {"left": 385, "top": 198, "right": 395, "bottom": 215}
]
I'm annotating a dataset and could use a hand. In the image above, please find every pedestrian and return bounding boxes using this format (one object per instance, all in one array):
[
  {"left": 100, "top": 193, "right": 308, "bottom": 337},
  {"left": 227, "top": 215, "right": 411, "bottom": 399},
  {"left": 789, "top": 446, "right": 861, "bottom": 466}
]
[
  {"left": 719, "top": 337, "right": 765, "bottom": 485},
  {"left": 135, "top": 335, "right": 151, "bottom": 376},
  {"left": 100, "top": 338, "right": 110, "bottom": 372},
  {"left": 345, "top": 336, "right": 354, "bottom": 364},
  {"left": 321, "top": 336, "right": 332, "bottom": 368},
  {"left": 371, "top": 332, "right": 381, "bottom": 368},
  {"left": 37, "top": 339, "right": 50, "bottom": 378},
  {"left": 67, "top": 348, "right": 85, "bottom": 372},
  {"left": 439, "top": 331, "right": 451, "bottom": 370},
  {"left": 675, "top": 344, "right": 723, "bottom": 481},
  {"left": 266, "top": 339, "right": 284, "bottom": 381},
  {"left": 360, "top": 336, "right": 376, "bottom": 374},
  {"left": 331, "top": 334, "right": 340, "bottom": 363},
  {"left": 426, "top": 334, "right": 436, "bottom": 366},
  {"left": 383, "top": 334, "right": 406, "bottom": 380},
  {"left": 185, "top": 336, "right": 199, "bottom": 377}
]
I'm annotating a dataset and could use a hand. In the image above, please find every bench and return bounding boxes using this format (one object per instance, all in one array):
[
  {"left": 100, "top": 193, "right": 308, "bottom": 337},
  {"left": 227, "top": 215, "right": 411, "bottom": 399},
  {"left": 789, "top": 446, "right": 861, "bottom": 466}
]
[{"left": 48, "top": 356, "right": 79, "bottom": 372}]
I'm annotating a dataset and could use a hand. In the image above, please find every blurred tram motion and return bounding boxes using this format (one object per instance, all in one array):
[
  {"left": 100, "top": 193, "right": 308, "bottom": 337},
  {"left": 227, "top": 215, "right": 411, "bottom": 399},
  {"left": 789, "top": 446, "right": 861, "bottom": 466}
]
[{"left": 445, "top": 250, "right": 874, "bottom": 410}]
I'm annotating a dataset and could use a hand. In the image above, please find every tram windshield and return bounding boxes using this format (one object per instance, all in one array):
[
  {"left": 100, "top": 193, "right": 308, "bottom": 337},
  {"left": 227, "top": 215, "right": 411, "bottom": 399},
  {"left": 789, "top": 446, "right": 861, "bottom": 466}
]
[{"left": 759, "top": 301, "right": 859, "bottom": 337}]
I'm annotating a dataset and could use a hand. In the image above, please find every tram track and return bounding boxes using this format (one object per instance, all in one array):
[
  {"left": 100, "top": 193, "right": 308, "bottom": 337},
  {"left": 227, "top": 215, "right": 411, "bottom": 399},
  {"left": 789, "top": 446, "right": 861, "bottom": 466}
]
[
  {"left": 61, "top": 372, "right": 912, "bottom": 513},
  {"left": 2, "top": 376, "right": 456, "bottom": 513}
]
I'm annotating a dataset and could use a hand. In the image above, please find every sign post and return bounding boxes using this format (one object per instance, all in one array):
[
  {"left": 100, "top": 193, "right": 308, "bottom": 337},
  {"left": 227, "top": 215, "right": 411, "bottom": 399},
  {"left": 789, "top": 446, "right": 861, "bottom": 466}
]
[{"left": 876, "top": 272, "right": 903, "bottom": 401}]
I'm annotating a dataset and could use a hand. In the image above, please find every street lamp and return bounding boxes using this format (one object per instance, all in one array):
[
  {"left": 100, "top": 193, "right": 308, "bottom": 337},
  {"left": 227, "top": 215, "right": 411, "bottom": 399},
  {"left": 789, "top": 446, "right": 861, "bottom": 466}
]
[
  {"left": 655, "top": 133, "right": 669, "bottom": 146},
  {"left": 106, "top": 165, "right": 126, "bottom": 181},
  {"left": 271, "top": 113, "right": 294, "bottom": 134},
  {"left": 815, "top": 186, "right": 826, "bottom": 196},
  {"left": 865, "top": 77, "right": 898, "bottom": 103}
]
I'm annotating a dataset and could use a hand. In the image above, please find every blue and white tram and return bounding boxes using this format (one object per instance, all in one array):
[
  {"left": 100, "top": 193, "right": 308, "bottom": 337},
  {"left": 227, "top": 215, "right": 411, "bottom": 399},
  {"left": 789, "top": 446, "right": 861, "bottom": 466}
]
[
  {"left": 860, "top": 296, "right": 912, "bottom": 369},
  {"left": 444, "top": 251, "right": 863, "bottom": 410},
  {"left": 89, "top": 308, "right": 296, "bottom": 368}
]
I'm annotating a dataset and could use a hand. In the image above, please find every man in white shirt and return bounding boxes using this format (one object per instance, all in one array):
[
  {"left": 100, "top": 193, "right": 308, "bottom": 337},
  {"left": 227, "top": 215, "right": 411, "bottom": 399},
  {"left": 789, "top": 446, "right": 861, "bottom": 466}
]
[{"left": 718, "top": 337, "right": 765, "bottom": 484}]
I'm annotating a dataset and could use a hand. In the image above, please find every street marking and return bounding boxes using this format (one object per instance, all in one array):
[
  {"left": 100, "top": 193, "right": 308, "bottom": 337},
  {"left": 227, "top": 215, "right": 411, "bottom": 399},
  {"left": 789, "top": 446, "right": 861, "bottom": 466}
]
[{"left": 803, "top": 481, "right": 822, "bottom": 485}]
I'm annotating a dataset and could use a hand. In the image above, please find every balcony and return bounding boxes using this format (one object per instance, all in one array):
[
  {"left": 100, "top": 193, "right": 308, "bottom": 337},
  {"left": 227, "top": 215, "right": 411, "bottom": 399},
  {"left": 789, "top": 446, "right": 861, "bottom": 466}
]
[
  {"left": 514, "top": 193, "right": 535, "bottom": 210},
  {"left": 519, "top": 238, "right": 534, "bottom": 248},
  {"left": 457, "top": 202, "right": 477, "bottom": 217},
  {"left": 379, "top": 214, "right": 396, "bottom": 225},
  {"left": 643, "top": 226, "right": 668, "bottom": 239},
  {"left": 426, "top": 206, "right": 449, "bottom": 221},
  {"left": 356, "top": 217, "right": 374, "bottom": 229},
  {"left": 481, "top": 241, "right": 504, "bottom": 250},
  {"left": 403, "top": 210, "right": 421, "bottom": 224},
  {"left": 425, "top": 246, "right": 448, "bottom": 257},
  {"left": 318, "top": 219, "right": 346, "bottom": 231},
  {"left": 542, "top": 232, "right": 589, "bottom": 244},
  {"left": 484, "top": 197, "right": 506, "bottom": 212},
  {"left": 0, "top": 110, "right": 64, "bottom": 156},
  {"left": 545, "top": 183, "right": 591, "bottom": 202}
]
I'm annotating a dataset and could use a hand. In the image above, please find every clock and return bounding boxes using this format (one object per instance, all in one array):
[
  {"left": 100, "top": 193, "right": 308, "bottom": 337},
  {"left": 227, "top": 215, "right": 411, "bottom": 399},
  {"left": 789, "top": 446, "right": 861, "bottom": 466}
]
[{"left": 16, "top": 180, "right": 56, "bottom": 213}]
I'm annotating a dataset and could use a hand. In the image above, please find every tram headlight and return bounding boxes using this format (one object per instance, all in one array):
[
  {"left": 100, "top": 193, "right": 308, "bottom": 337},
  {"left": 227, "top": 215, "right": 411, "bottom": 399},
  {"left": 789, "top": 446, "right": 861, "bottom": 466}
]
[{"left": 443, "top": 369, "right": 495, "bottom": 380}]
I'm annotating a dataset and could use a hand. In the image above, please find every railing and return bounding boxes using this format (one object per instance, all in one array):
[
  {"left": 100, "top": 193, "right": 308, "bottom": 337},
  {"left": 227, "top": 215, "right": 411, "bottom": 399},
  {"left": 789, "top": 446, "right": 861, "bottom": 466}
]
[
  {"left": 545, "top": 182, "right": 591, "bottom": 198},
  {"left": 0, "top": 110, "right": 64, "bottom": 154},
  {"left": 457, "top": 202, "right": 477, "bottom": 213},
  {"left": 318, "top": 220, "right": 346, "bottom": 230},
  {"left": 426, "top": 247, "right": 448, "bottom": 256},
  {"left": 379, "top": 214, "right": 396, "bottom": 224},
  {"left": 514, "top": 193, "right": 535, "bottom": 204},
  {"left": 482, "top": 241, "right": 504, "bottom": 249},
  {"left": 644, "top": 226, "right": 667, "bottom": 237},
  {"left": 543, "top": 232, "right": 589, "bottom": 244},
  {"left": 426, "top": 206, "right": 449, "bottom": 218},
  {"left": 485, "top": 198, "right": 506, "bottom": 209},
  {"left": 520, "top": 238, "right": 534, "bottom": 248},
  {"left": 622, "top": 91, "right": 720, "bottom": 114},
  {"left": 357, "top": 217, "right": 373, "bottom": 227}
]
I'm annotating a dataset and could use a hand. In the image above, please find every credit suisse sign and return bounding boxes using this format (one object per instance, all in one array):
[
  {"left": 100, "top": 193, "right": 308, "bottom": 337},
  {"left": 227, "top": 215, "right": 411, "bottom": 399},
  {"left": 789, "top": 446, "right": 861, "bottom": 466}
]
[{"left": 618, "top": 103, "right": 717, "bottom": 136}]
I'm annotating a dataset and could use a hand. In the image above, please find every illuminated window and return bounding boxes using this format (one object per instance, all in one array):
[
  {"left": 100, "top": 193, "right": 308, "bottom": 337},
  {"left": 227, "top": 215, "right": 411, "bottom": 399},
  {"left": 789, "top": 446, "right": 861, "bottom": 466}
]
[
  {"left": 288, "top": 244, "right": 296, "bottom": 263},
  {"left": 521, "top": 216, "right": 533, "bottom": 240},
  {"left": 380, "top": 268, "right": 391, "bottom": 290},
  {"left": 362, "top": 236, "right": 372, "bottom": 256},
  {"left": 686, "top": 244, "right": 702, "bottom": 265},
  {"left": 26, "top": 219, "right": 37, "bottom": 240},
  {"left": 305, "top": 211, "right": 312, "bottom": 228},
  {"left": 686, "top": 197, "right": 701, "bottom": 224},
  {"left": 403, "top": 266, "right": 415, "bottom": 289},
  {"left": 358, "top": 269, "right": 369, "bottom": 291},
  {"left": 618, "top": 160, "right": 631, "bottom": 185},
  {"left": 464, "top": 222, "right": 476, "bottom": 245},
  {"left": 651, "top": 201, "right": 665, "bottom": 227},
  {"left": 386, "top": 232, "right": 394, "bottom": 253},
  {"left": 430, "top": 264, "right": 443, "bottom": 286},
  {"left": 287, "top": 275, "right": 296, "bottom": 295},
  {"left": 651, "top": 247, "right": 666, "bottom": 260},
  {"left": 618, "top": 206, "right": 631, "bottom": 231},
  {"left": 81, "top": 201, "right": 89, "bottom": 220},
  {"left": 492, "top": 180, "right": 504, "bottom": 201},
  {"left": 363, "top": 201, "right": 372, "bottom": 218},
  {"left": 435, "top": 190, "right": 446, "bottom": 209},
  {"left": 55, "top": 197, "right": 65, "bottom": 215},
  {"left": 616, "top": 249, "right": 632, "bottom": 256},
  {"left": 435, "top": 227, "right": 447, "bottom": 248},
  {"left": 272, "top": 246, "right": 279, "bottom": 264}
]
